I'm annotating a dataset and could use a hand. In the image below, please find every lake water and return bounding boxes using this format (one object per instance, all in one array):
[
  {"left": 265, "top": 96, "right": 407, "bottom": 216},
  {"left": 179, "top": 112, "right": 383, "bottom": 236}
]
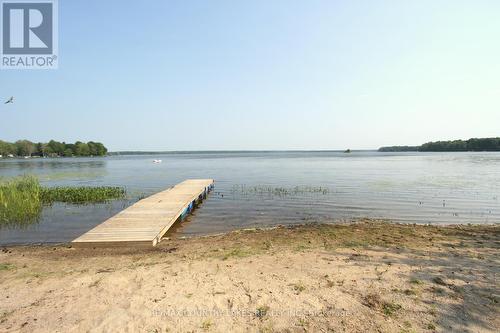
[{"left": 0, "top": 151, "right": 499, "bottom": 245}]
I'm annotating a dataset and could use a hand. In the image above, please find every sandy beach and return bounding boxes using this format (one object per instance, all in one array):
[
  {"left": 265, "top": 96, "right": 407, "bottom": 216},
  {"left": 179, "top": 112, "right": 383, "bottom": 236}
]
[{"left": 0, "top": 221, "right": 498, "bottom": 332}]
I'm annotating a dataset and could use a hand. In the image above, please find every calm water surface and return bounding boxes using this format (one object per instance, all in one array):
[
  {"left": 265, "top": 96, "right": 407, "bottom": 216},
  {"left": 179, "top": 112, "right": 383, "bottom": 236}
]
[{"left": 0, "top": 151, "right": 499, "bottom": 245}]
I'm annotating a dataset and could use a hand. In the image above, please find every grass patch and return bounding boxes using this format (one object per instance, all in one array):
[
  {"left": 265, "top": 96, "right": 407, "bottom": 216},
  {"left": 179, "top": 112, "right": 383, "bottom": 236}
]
[
  {"left": 362, "top": 293, "right": 402, "bottom": 317},
  {"left": 0, "top": 263, "right": 15, "bottom": 271},
  {"left": 410, "top": 278, "right": 423, "bottom": 285},
  {"left": 0, "top": 175, "right": 125, "bottom": 227},
  {"left": 297, "top": 318, "right": 308, "bottom": 327},
  {"left": 341, "top": 240, "right": 369, "bottom": 248},
  {"left": 255, "top": 305, "right": 270, "bottom": 319},
  {"left": 294, "top": 243, "right": 312, "bottom": 252},
  {"left": 200, "top": 319, "right": 213, "bottom": 330},
  {"left": 382, "top": 302, "right": 402, "bottom": 316},
  {"left": 221, "top": 247, "right": 253, "bottom": 260},
  {"left": 291, "top": 281, "right": 306, "bottom": 294}
]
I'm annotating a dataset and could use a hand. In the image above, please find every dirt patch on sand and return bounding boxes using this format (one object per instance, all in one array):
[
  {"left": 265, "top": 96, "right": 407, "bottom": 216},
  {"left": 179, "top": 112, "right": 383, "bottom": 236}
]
[{"left": 0, "top": 220, "right": 499, "bottom": 332}]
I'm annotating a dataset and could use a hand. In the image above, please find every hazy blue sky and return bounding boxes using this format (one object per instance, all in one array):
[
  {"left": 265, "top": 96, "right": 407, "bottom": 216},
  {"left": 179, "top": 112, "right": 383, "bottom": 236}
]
[{"left": 1, "top": 0, "right": 499, "bottom": 151}]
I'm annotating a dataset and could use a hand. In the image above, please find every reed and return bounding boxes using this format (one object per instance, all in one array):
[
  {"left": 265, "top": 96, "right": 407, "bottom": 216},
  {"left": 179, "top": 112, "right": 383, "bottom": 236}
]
[
  {"left": 0, "top": 175, "right": 126, "bottom": 227},
  {"left": 0, "top": 175, "right": 42, "bottom": 227}
]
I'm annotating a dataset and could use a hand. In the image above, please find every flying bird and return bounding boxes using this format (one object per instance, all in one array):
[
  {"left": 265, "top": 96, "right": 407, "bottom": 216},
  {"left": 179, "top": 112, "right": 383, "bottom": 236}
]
[{"left": 4, "top": 96, "right": 14, "bottom": 104}]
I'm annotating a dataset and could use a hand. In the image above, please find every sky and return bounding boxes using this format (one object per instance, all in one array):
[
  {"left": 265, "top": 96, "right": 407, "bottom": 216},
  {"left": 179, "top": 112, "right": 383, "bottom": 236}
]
[{"left": 0, "top": 0, "right": 499, "bottom": 151}]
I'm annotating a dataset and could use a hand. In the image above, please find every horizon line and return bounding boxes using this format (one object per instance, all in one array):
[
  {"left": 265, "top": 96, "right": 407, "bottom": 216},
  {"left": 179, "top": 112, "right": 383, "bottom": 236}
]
[{"left": 108, "top": 149, "right": 378, "bottom": 154}]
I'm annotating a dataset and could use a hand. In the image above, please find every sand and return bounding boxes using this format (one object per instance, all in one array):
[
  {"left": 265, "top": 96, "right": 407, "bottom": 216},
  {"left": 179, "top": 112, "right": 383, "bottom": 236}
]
[{"left": 0, "top": 221, "right": 498, "bottom": 332}]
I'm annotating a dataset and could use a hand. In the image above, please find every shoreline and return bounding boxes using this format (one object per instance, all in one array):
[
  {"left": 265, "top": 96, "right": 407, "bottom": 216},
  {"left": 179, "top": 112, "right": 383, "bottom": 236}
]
[
  {"left": 1, "top": 220, "right": 499, "bottom": 332},
  {"left": 2, "top": 220, "right": 499, "bottom": 248}
]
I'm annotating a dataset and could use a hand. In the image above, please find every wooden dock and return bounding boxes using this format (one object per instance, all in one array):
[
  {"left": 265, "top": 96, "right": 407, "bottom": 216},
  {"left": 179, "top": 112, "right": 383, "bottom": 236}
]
[{"left": 72, "top": 179, "right": 214, "bottom": 247}]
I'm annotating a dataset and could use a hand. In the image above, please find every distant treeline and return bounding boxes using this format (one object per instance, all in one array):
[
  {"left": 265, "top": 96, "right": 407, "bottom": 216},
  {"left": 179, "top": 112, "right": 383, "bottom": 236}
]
[
  {"left": 0, "top": 140, "right": 108, "bottom": 157},
  {"left": 378, "top": 146, "right": 420, "bottom": 152},
  {"left": 379, "top": 137, "right": 500, "bottom": 152},
  {"left": 108, "top": 151, "right": 165, "bottom": 155}
]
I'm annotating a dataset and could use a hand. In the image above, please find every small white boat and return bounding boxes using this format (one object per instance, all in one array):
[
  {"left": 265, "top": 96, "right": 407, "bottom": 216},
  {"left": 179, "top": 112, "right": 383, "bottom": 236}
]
[{"left": 153, "top": 159, "right": 162, "bottom": 163}]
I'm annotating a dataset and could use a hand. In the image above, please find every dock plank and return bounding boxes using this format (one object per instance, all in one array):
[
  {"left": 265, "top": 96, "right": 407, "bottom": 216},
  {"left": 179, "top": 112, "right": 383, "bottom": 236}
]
[{"left": 72, "top": 179, "right": 214, "bottom": 247}]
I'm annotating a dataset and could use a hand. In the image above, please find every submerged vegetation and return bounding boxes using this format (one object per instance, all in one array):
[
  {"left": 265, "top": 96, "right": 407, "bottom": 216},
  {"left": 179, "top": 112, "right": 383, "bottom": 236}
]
[
  {"left": 0, "top": 139, "right": 107, "bottom": 157},
  {"left": 379, "top": 137, "right": 500, "bottom": 152},
  {"left": 0, "top": 176, "right": 125, "bottom": 227},
  {"left": 231, "top": 184, "right": 330, "bottom": 197}
]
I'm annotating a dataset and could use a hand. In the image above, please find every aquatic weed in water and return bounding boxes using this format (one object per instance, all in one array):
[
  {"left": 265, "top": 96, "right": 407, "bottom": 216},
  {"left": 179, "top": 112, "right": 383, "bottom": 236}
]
[
  {"left": 41, "top": 186, "right": 125, "bottom": 204},
  {"left": 231, "top": 184, "right": 330, "bottom": 198}
]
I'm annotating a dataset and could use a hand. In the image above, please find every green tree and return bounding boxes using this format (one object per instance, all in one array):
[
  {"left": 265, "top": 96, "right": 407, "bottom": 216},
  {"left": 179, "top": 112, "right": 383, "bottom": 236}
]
[
  {"left": 0, "top": 140, "right": 16, "bottom": 156},
  {"left": 47, "top": 140, "right": 65, "bottom": 156},
  {"left": 0, "top": 139, "right": 108, "bottom": 157},
  {"left": 87, "top": 141, "right": 97, "bottom": 156},
  {"left": 93, "top": 142, "right": 107, "bottom": 156},
  {"left": 63, "top": 148, "right": 73, "bottom": 157},
  {"left": 86, "top": 141, "right": 107, "bottom": 156},
  {"left": 34, "top": 142, "right": 44, "bottom": 156},
  {"left": 15, "top": 140, "right": 35, "bottom": 156},
  {"left": 75, "top": 142, "right": 90, "bottom": 156}
]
